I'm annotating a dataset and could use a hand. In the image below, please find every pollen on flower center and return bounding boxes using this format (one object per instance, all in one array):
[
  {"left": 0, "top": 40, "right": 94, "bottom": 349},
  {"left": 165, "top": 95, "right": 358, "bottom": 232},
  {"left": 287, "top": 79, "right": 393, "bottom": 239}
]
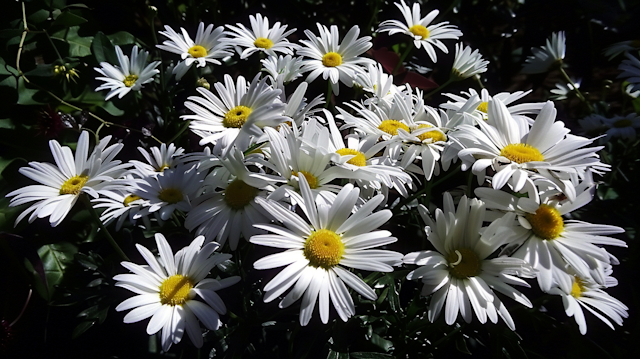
[
  {"left": 159, "top": 274, "right": 194, "bottom": 306},
  {"left": 409, "top": 24, "right": 430, "bottom": 39},
  {"left": 500, "top": 143, "right": 544, "bottom": 164},
  {"left": 158, "top": 188, "right": 183, "bottom": 204},
  {"left": 378, "top": 120, "right": 410, "bottom": 136},
  {"left": 336, "top": 148, "right": 367, "bottom": 167},
  {"left": 477, "top": 101, "right": 489, "bottom": 113},
  {"left": 304, "top": 229, "right": 344, "bottom": 269},
  {"left": 292, "top": 170, "right": 319, "bottom": 189},
  {"left": 122, "top": 74, "right": 138, "bottom": 87},
  {"left": 570, "top": 276, "right": 585, "bottom": 298},
  {"left": 156, "top": 164, "right": 170, "bottom": 172},
  {"left": 59, "top": 175, "right": 89, "bottom": 195},
  {"left": 322, "top": 52, "right": 343, "bottom": 67},
  {"left": 188, "top": 45, "right": 208, "bottom": 58},
  {"left": 414, "top": 124, "right": 447, "bottom": 143},
  {"left": 613, "top": 119, "right": 633, "bottom": 128},
  {"left": 223, "top": 106, "right": 252, "bottom": 128},
  {"left": 446, "top": 248, "right": 482, "bottom": 279},
  {"left": 526, "top": 204, "right": 564, "bottom": 240},
  {"left": 254, "top": 37, "right": 274, "bottom": 49},
  {"left": 123, "top": 194, "right": 141, "bottom": 207},
  {"left": 224, "top": 179, "right": 259, "bottom": 210}
]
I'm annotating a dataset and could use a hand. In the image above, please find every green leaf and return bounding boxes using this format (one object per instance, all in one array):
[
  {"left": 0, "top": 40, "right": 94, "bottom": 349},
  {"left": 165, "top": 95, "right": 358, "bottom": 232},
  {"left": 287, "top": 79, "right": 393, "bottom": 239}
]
[
  {"left": 455, "top": 336, "right": 472, "bottom": 355},
  {"left": 350, "top": 353, "right": 394, "bottom": 359},
  {"left": 51, "top": 26, "right": 93, "bottom": 58},
  {"left": 27, "top": 9, "right": 51, "bottom": 25},
  {"left": 72, "top": 320, "right": 95, "bottom": 339},
  {"left": 25, "top": 64, "right": 55, "bottom": 77},
  {"left": 107, "top": 31, "right": 136, "bottom": 45},
  {"left": 17, "top": 77, "right": 45, "bottom": 105},
  {"left": 52, "top": 11, "right": 87, "bottom": 27},
  {"left": 91, "top": 32, "right": 117, "bottom": 64},
  {"left": 37, "top": 241, "right": 78, "bottom": 301},
  {"left": 370, "top": 333, "right": 394, "bottom": 352},
  {"left": 327, "top": 350, "right": 350, "bottom": 359}
]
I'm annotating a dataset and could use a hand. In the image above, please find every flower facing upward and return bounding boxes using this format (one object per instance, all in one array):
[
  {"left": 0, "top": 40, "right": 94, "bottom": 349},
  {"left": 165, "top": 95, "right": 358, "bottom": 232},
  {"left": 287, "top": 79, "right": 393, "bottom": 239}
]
[
  {"left": 378, "top": 0, "right": 462, "bottom": 62},
  {"left": 94, "top": 45, "right": 160, "bottom": 101},
  {"left": 226, "top": 13, "right": 298, "bottom": 59},
  {"left": 114, "top": 234, "right": 240, "bottom": 351},
  {"left": 521, "top": 32, "right": 566, "bottom": 74}
]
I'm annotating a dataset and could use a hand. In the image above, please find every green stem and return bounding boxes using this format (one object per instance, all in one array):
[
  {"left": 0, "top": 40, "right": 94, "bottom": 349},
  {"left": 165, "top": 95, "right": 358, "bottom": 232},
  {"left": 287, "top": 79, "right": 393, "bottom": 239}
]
[
  {"left": 82, "top": 196, "right": 129, "bottom": 261},
  {"left": 424, "top": 78, "right": 454, "bottom": 99},
  {"left": 165, "top": 120, "right": 191, "bottom": 144},
  {"left": 43, "top": 29, "right": 64, "bottom": 62},
  {"left": 393, "top": 42, "right": 413, "bottom": 75},
  {"left": 559, "top": 67, "right": 593, "bottom": 112}
]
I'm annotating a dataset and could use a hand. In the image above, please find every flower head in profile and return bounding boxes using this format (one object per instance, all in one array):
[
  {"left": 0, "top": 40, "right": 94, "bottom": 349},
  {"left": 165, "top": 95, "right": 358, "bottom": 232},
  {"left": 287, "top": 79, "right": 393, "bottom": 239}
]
[
  {"left": 226, "top": 13, "right": 298, "bottom": 59},
  {"left": 521, "top": 31, "right": 566, "bottom": 74},
  {"left": 378, "top": 1, "right": 462, "bottom": 63},
  {"left": 451, "top": 43, "right": 489, "bottom": 80},
  {"left": 157, "top": 23, "right": 232, "bottom": 80},
  {"left": 603, "top": 40, "right": 640, "bottom": 60},
  {"left": 7, "top": 131, "right": 128, "bottom": 227},
  {"left": 617, "top": 52, "right": 640, "bottom": 93},
  {"left": 250, "top": 175, "right": 402, "bottom": 325},
  {"left": 114, "top": 233, "right": 239, "bottom": 351},
  {"left": 94, "top": 45, "right": 160, "bottom": 101}
]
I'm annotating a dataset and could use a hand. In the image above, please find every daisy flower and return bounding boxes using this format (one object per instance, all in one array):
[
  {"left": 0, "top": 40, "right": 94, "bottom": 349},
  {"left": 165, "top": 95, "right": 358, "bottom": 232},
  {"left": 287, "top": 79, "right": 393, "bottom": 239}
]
[
  {"left": 91, "top": 184, "right": 148, "bottom": 231},
  {"left": 599, "top": 113, "right": 640, "bottom": 141},
  {"left": 298, "top": 24, "right": 374, "bottom": 95},
  {"left": 550, "top": 79, "right": 581, "bottom": 100},
  {"left": 603, "top": 40, "right": 640, "bottom": 60},
  {"left": 450, "top": 43, "right": 489, "bottom": 80},
  {"left": 157, "top": 23, "right": 232, "bottom": 80},
  {"left": 355, "top": 63, "right": 401, "bottom": 108},
  {"left": 403, "top": 194, "right": 534, "bottom": 330},
  {"left": 250, "top": 175, "right": 403, "bottom": 325},
  {"left": 617, "top": 52, "right": 640, "bottom": 93},
  {"left": 261, "top": 54, "right": 305, "bottom": 88},
  {"left": 94, "top": 45, "right": 160, "bottom": 101},
  {"left": 114, "top": 233, "right": 240, "bottom": 351},
  {"left": 7, "top": 131, "right": 128, "bottom": 227},
  {"left": 521, "top": 31, "right": 566, "bottom": 74},
  {"left": 226, "top": 13, "right": 298, "bottom": 59},
  {"left": 377, "top": 0, "right": 462, "bottom": 63},
  {"left": 440, "top": 88, "right": 544, "bottom": 124},
  {"left": 129, "top": 143, "right": 186, "bottom": 178}
]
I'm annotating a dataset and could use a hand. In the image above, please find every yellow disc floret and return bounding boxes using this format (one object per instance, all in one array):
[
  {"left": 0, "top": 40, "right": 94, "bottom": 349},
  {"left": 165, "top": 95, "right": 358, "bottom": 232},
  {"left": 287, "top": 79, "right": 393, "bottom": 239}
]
[
  {"left": 123, "top": 74, "right": 139, "bottom": 87},
  {"left": 570, "top": 276, "right": 586, "bottom": 298},
  {"left": 378, "top": 120, "right": 410, "bottom": 136},
  {"left": 304, "top": 229, "right": 345, "bottom": 269},
  {"left": 159, "top": 274, "right": 194, "bottom": 306},
  {"left": 477, "top": 101, "right": 489, "bottom": 114},
  {"left": 158, "top": 188, "right": 183, "bottom": 204},
  {"left": 254, "top": 37, "right": 274, "bottom": 49},
  {"left": 188, "top": 45, "right": 208, "bottom": 58},
  {"left": 526, "top": 204, "right": 564, "bottom": 240},
  {"left": 446, "top": 248, "right": 482, "bottom": 279},
  {"left": 60, "top": 175, "right": 89, "bottom": 195},
  {"left": 409, "top": 24, "right": 430, "bottom": 39},
  {"left": 336, "top": 148, "right": 367, "bottom": 167},
  {"left": 292, "top": 170, "right": 319, "bottom": 189},
  {"left": 322, "top": 52, "right": 343, "bottom": 67},
  {"left": 414, "top": 124, "right": 447, "bottom": 143},
  {"left": 123, "top": 194, "right": 142, "bottom": 207},
  {"left": 155, "top": 164, "right": 170, "bottom": 172},
  {"left": 223, "top": 106, "right": 252, "bottom": 128},
  {"left": 500, "top": 143, "right": 544, "bottom": 164},
  {"left": 224, "top": 179, "right": 259, "bottom": 210}
]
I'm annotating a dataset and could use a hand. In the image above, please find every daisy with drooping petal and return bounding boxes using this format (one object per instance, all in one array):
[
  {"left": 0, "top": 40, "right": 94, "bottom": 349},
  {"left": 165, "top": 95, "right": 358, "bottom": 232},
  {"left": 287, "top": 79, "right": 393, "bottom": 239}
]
[
  {"left": 251, "top": 175, "right": 403, "bottom": 325},
  {"left": 440, "top": 88, "right": 544, "bottom": 124},
  {"left": 521, "top": 31, "right": 566, "bottom": 74},
  {"left": 157, "top": 23, "right": 232, "bottom": 80},
  {"left": 377, "top": 0, "right": 462, "bottom": 63},
  {"left": 261, "top": 54, "right": 306, "bottom": 88},
  {"left": 226, "top": 13, "right": 298, "bottom": 59},
  {"left": 114, "top": 233, "right": 240, "bottom": 351},
  {"left": 450, "top": 43, "right": 489, "bottom": 80},
  {"left": 404, "top": 194, "right": 534, "bottom": 330},
  {"left": 617, "top": 52, "right": 640, "bottom": 93},
  {"left": 355, "top": 63, "right": 401, "bottom": 108},
  {"left": 298, "top": 24, "right": 374, "bottom": 95},
  {"left": 7, "top": 131, "right": 129, "bottom": 227},
  {"left": 129, "top": 143, "right": 186, "bottom": 178},
  {"left": 94, "top": 45, "right": 160, "bottom": 101}
]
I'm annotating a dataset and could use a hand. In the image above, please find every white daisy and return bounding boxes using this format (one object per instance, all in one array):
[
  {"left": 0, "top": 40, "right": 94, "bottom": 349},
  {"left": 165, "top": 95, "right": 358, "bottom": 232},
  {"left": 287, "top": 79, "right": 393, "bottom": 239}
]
[
  {"left": 550, "top": 79, "right": 581, "bottom": 100},
  {"left": 377, "top": 0, "right": 462, "bottom": 63},
  {"left": 129, "top": 143, "right": 186, "bottom": 178},
  {"left": 521, "top": 32, "right": 566, "bottom": 74},
  {"left": 261, "top": 54, "right": 306, "bottom": 88},
  {"left": 403, "top": 194, "right": 534, "bottom": 330},
  {"left": 94, "top": 45, "right": 160, "bottom": 101},
  {"left": 600, "top": 113, "right": 640, "bottom": 141},
  {"left": 603, "top": 40, "right": 640, "bottom": 60},
  {"left": 157, "top": 23, "right": 232, "bottom": 80},
  {"left": 440, "top": 88, "right": 544, "bottom": 124},
  {"left": 451, "top": 43, "right": 489, "bottom": 80},
  {"left": 355, "top": 63, "right": 401, "bottom": 108},
  {"left": 91, "top": 184, "right": 149, "bottom": 231},
  {"left": 617, "top": 52, "right": 640, "bottom": 93},
  {"left": 114, "top": 233, "right": 239, "bottom": 351},
  {"left": 250, "top": 175, "right": 403, "bottom": 325},
  {"left": 7, "top": 131, "right": 128, "bottom": 227},
  {"left": 298, "top": 24, "right": 374, "bottom": 95},
  {"left": 226, "top": 13, "right": 298, "bottom": 59}
]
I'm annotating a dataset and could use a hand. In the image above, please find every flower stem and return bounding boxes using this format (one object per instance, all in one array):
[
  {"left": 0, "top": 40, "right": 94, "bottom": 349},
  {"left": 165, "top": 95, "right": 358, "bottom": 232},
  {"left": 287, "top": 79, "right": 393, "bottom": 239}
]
[
  {"left": 559, "top": 67, "right": 594, "bottom": 112},
  {"left": 424, "top": 78, "right": 454, "bottom": 99},
  {"left": 393, "top": 42, "right": 414, "bottom": 75},
  {"left": 81, "top": 195, "right": 129, "bottom": 261}
]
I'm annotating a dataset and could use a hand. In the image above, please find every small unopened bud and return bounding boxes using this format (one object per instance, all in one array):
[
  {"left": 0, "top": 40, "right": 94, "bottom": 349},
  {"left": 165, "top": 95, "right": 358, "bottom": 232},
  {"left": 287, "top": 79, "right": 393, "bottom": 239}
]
[{"left": 196, "top": 77, "right": 210, "bottom": 90}]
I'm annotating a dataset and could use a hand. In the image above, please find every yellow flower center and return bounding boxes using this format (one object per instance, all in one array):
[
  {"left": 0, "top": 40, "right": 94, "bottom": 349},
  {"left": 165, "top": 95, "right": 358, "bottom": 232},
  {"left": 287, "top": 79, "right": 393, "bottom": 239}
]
[
  {"left": 500, "top": 143, "right": 544, "bottom": 164},
  {"left": 158, "top": 188, "right": 183, "bottom": 204},
  {"left": 570, "top": 276, "right": 586, "bottom": 298},
  {"left": 156, "top": 164, "right": 170, "bottom": 172},
  {"left": 123, "top": 74, "right": 138, "bottom": 87},
  {"left": 123, "top": 194, "right": 142, "bottom": 207},
  {"left": 409, "top": 24, "right": 430, "bottom": 39},
  {"left": 525, "top": 204, "right": 564, "bottom": 240},
  {"left": 224, "top": 179, "right": 259, "bottom": 210},
  {"left": 159, "top": 274, "right": 193, "bottom": 306},
  {"left": 292, "top": 170, "right": 319, "bottom": 189},
  {"left": 477, "top": 101, "right": 488, "bottom": 114},
  {"left": 414, "top": 124, "right": 447, "bottom": 143},
  {"left": 336, "top": 148, "right": 367, "bottom": 167},
  {"left": 223, "top": 105, "right": 252, "bottom": 128},
  {"left": 446, "top": 248, "right": 482, "bottom": 279},
  {"left": 254, "top": 37, "right": 274, "bottom": 49},
  {"left": 613, "top": 119, "right": 633, "bottom": 128},
  {"left": 59, "top": 175, "right": 89, "bottom": 195},
  {"left": 304, "top": 229, "right": 344, "bottom": 269},
  {"left": 188, "top": 45, "right": 208, "bottom": 58},
  {"left": 378, "top": 120, "right": 410, "bottom": 136},
  {"left": 322, "top": 52, "right": 343, "bottom": 67}
]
